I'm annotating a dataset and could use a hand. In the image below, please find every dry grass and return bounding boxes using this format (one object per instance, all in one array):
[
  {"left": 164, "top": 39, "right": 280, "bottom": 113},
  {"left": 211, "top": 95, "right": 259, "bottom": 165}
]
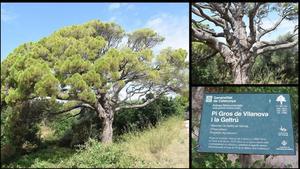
[
  {"left": 119, "top": 115, "right": 189, "bottom": 168},
  {"left": 38, "top": 122, "right": 55, "bottom": 141}
]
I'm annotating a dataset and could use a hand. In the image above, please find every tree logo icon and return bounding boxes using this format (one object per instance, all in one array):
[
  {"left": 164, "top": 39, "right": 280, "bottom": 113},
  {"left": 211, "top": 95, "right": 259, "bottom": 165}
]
[
  {"left": 276, "top": 95, "right": 286, "bottom": 105},
  {"left": 281, "top": 140, "right": 287, "bottom": 146}
]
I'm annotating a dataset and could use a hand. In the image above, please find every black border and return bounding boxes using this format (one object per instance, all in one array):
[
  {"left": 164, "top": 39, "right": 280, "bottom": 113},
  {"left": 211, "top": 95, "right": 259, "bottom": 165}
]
[
  {"left": 188, "top": 2, "right": 192, "bottom": 169},
  {"left": 1, "top": 0, "right": 189, "bottom": 2}
]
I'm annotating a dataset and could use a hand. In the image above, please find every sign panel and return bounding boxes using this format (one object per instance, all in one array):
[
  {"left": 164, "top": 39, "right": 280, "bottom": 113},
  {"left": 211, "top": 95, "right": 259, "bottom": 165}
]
[{"left": 198, "top": 93, "right": 295, "bottom": 155}]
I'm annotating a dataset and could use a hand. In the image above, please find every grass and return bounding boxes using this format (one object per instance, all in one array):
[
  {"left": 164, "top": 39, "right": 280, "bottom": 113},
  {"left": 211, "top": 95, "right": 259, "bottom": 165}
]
[
  {"left": 2, "top": 146, "right": 75, "bottom": 168},
  {"left": 2, "top": 115, "right": 188, "bottom": 168},
  {"left": 118, "top": 115, "right": 189, "bottom": 168}
]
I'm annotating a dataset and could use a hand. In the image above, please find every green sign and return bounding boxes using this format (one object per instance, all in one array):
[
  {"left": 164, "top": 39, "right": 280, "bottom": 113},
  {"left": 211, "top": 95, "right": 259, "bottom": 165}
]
[{"left": 198, "top": 93, "right": 295, "bottom": 155}]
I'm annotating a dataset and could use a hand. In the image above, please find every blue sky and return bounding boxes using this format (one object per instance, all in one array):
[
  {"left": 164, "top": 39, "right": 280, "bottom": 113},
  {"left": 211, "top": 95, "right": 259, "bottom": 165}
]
[{"left": 1, "top": 3, "right": 189, "bottom": 61}]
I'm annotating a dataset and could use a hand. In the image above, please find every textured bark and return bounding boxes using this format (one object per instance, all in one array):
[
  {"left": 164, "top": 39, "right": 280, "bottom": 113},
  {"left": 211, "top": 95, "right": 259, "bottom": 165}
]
[
  {"left": 239, "top": 154, "right": 252, "bottom": 168},
  {"left": 192, "top": 87, "right": 205, "bottom": 141},
  {"left": 192, "top": 87, "right": 205, "bottom": 122},
  {"left": 95, "top": 94, "right": 114, "bottom": 143},
  {"left": 233, "top": 64, "right": 250, "bottom": 84},
  {"left": 100, "top": 115, "right": 113, "bottom": 143}
]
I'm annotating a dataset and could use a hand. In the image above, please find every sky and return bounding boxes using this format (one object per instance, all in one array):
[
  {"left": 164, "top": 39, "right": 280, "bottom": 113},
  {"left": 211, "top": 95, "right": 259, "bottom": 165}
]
[{"left": 1, "top": 3, "right": 189, "bottom": 61}]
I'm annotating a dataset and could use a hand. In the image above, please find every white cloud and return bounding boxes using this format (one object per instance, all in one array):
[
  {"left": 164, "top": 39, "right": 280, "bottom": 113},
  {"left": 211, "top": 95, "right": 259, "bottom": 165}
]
[
  {"left": 1, "top": 8, "right": 17, "bottom": 22},
  {"left": 108, "top": 3, "right": 121, "bottom": 11},
  {"left": 108, "top": 3, "right": 134, "bottom": 11},
  {"left": 145, "top": 13, "right": 189, "bottom": 53}
]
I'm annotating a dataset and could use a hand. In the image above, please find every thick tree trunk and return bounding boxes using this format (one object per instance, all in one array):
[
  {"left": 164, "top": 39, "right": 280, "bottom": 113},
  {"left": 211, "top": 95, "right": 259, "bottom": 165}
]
[
  {"left": 239, "top": 154, "right": 252, "bottom": 168},
  {"left": 233, "top": 64, "right": 250, "bottom": 84},
  {"left": 101, "top": 116, "right": 113, "bottom": 143},
  {"left": 95, "top": 97, "right": 114, "bottom": 144}
]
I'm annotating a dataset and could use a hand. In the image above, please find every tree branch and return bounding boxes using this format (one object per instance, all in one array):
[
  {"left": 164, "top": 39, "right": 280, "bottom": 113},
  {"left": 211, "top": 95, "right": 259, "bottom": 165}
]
[
  {"left": 115, "top": 90, "right": 167, "bottom": 111},
  {"left": 256, "top": 39, "right": 298, "bottom": 55},
  {"left": 192, "top": 3, "right": 225, "bottom": 28},
  {"left": 210, "top": 3, "right": 235, "bottom": 28},
  {"left": 49, "top": 103, "right": 95, "bottom": 116},
  {"left": 248, "top": 3, "right": 265, "bottom": 43},
  {"left": 257, "top": 15, "right": 286, "bottom": 40},
  {"left": 115, "top": 98, "right": 156, "bottom": 111},
  {"left": 192, "top": 27, "right": 236, "bottom": 64}
]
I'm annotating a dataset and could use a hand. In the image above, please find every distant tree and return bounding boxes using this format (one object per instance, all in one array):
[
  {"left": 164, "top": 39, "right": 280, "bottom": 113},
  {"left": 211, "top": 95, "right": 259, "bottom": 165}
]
[
  {"left": 192, "top": 3, "right": 298, "bottom": 84},
  {"left": 1, "top": 20, "right": 188, "bottom": 143}
]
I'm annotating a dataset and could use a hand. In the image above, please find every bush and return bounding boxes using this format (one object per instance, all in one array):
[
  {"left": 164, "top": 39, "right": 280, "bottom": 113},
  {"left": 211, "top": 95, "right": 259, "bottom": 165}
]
[
  {"left": 56, "top": 139, "right": 144, "bottom": 168},
  {"left": 1, "top": 100, "right": 56, "bottom": 163},
  {"left": 2, "top": 146, "right": 75, "bottom": 168},
  {"left": 192, "top": 139, "right": 240, "bottom": 168},
  {"left": 113, "top": 96, "right": 187, "bottom": 135},
  {"left": 1, "top": 144, "right": 16, "bottom": 163}
]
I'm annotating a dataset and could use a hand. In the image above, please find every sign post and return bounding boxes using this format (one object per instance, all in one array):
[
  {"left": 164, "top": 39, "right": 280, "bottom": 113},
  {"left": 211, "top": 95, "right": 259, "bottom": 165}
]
[{"left": 198, "top": 93, "right": 295, "bottom": 166}]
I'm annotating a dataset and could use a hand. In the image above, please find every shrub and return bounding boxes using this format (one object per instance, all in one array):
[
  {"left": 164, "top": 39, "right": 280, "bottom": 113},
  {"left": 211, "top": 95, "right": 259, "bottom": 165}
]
[
  {"left": 57, "top": 138, "right": 145, "bottom": 168},
  {"left": 192, "top": 138, "right": 241, "bottom": 168},
  {"left": 113, "top": 96, "right": 187, "bottom": 135}
]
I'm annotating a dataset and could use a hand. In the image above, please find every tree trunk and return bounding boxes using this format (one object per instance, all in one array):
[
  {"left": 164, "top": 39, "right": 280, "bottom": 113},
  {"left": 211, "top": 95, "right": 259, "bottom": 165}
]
[
  {"left": 101, "top": 116, "right": 113, "bottom": 143},
  {"left": 239, "top": 154, "right": 252, "bottom": 168},
  {"left": 233, "top": 64, "right": 249, "bottom": 84},
  {"left": 96, "top": 98, "right": 114, "bottom": 144},
  {"left": 192, "top": 87, "right": 205, "bottom": 140}
]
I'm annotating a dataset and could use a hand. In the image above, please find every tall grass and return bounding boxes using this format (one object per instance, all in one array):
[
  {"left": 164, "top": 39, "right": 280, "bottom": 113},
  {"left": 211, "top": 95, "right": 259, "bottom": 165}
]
[
  {"left": 2, "top": 115, "right": 188, "bottom": 168},
  {"left": 119, "top": 115, "right": 189, "bottom": 168}
]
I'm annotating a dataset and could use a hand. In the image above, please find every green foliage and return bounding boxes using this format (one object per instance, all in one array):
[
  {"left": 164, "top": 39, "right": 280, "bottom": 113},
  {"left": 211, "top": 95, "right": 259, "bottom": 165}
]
[
  {"left": 57, "top": 139, "right": 143, "bottom": 168},
  {"left": 1, "top": 19, "right": 187, "bottom": 107},
  {"left": 2, "top": 146, "right": 75, "bottom": 168},
  {"left": 191, "top": 42, "right": 233, "bottom": 84},
  {"left": 2, "top": 115, "right": 186, "bottom": 168},
  {"left": 128, "top": 28, "right": 164, "bottom": 51},
  {"left": 47, "top": 113, "right": 76, "bottom": 139},
  {"left": 1, "top": 106, "right": 17, "bottom": 163},
  {"left": 250, "top": 36, "right": 298, "bottom": 84},
  {"left": 192, "top": 139, "right": 240, "bottom": 168},
  {"left": 114, "top": 96, "right": 187, "bottom": 135},
  {"left": 192, "top": 33, "right": 298, "bottom": 84}
]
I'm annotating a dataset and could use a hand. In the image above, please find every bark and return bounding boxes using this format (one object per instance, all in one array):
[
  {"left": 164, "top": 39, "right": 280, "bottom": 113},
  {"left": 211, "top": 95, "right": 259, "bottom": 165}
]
[
  {"left": 192, "top": 87, "right": 205, "bottom": 140},
  {"left": 192, "top": 87, "right": 205, "bottom": 123},
  {"left": 239, "top": 154, "right": 252, "bottom": 168},
  {"left": 232, "top": 64, "right": 250, "bottom": 84},
  {"left": 100, "top": 115, "right": 113, "bottom": 143},
  {"left": 96, "top": 94, "right": 114, "bottom": 144}
]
